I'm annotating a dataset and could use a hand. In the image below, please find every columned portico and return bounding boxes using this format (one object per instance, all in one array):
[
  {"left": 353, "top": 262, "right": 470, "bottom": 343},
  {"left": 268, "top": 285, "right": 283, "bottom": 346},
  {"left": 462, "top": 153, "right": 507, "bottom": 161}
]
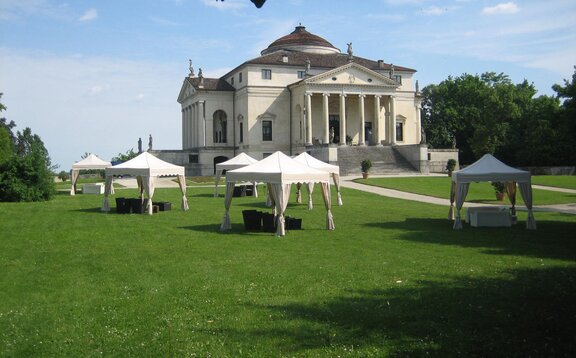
[
  {"left": 390, "top": 95, "right": 396, "bottom": 145},
  {"left": 322, "top": 93, "right": 330, "bottom": 144},
  {"left": 339, "top": 93, "right": 347, "bottom": 145},
  {"left": 197, "top": 101, "right": 204, "bottom": 148},
  {"left": 374, "top": 95, "right": 382, "bottom": 146},
  {"left": 358, "top": 94, "right": 365, "bottom": 146},
  {"left": 305, "top": 92, "right": 313, "bottom": 145}
]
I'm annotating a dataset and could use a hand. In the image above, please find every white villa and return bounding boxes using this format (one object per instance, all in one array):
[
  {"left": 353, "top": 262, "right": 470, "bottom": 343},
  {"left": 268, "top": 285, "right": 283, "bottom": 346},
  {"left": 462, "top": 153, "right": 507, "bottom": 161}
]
[{"left": 155, "top": 25, "right": 453, "bottom": 175}]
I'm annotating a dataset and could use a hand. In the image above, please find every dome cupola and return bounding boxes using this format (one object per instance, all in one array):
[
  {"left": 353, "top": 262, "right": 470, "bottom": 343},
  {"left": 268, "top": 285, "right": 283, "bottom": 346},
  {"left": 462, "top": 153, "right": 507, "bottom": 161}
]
[{"left": 261, "top": 25, "right": 340, "bottom": 55}]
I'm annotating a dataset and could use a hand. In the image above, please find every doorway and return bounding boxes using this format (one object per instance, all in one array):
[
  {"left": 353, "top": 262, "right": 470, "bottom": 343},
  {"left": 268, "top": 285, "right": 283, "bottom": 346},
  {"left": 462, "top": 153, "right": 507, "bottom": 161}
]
[{"left": 329, "top": 115, "right": 340, "bottom": 144}]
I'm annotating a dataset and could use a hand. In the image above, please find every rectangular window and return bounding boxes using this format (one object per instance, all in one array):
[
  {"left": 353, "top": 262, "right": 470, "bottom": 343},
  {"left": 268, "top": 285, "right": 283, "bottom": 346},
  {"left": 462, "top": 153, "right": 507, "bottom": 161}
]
[
  {"left": 239, "top": 122, "right": 243, "bottom": 143},
  {"left": 262, "top": 120, "right": 272, "bottom": 141},
  {"left": 239, "top": 72, "right": 243, "bottom": 83},
  {"left": 231, "top": 76, "right": 234, "bottom": 85},
  {"left": 297, "top": 70, "right": 306, "bottom": 79},
  {"left": 189, "top": 154, "right": 199, "bottom": 163},
  {"left": 396, "top": 122, "right": 404, "bottom": 142},
  {"left": 261, "top": 69, "right": 272, "bottom": 80},
  {"left": 394, "top": 75, "right": 402, "bottom": 84}
]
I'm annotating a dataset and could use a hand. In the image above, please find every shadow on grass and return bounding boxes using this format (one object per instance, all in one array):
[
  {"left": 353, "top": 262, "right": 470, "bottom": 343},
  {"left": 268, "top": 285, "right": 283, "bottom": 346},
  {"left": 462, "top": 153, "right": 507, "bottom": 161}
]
[
  {"left": 231, "top": 266, "right": 576, "bottom": 356},
  {"left": 365, "top": 217, "right": 576, "bottom": 261}
]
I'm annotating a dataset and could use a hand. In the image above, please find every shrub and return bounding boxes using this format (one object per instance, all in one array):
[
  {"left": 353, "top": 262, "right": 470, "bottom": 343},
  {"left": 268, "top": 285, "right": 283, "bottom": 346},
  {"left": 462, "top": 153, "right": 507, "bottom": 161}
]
[{"left": 361, "top": 159, "right": 372, "bottom": 173}]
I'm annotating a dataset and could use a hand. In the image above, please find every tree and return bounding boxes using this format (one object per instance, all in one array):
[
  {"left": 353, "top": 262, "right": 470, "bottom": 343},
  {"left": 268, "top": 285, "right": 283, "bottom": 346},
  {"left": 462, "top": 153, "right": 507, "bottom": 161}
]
[
  {"left": 0, "top": 95, "right": 55, "bottom": 202},
  {"left": 111, "top": 148, "right": 137, "bottom": 163},
  {"left": 551, "top": 66, "right": 576, "bottom": 164},
  {"left": 422, "top": 72, "right": 535, "bottom": 164},
  {"left": 0, "top": 93, "right": 15, "bottom": 164}
]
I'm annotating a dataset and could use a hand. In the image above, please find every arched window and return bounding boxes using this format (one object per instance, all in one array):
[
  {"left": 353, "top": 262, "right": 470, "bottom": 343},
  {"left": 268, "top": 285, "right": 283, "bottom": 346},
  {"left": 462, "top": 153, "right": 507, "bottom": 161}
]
[{"left": 213, "top": 110, "right": 227, "bottom": 143}]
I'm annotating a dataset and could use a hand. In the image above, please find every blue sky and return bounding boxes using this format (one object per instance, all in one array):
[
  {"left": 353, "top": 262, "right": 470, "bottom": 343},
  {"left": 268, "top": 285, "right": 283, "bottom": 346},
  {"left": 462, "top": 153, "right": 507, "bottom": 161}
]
[{"left": 1, "top": 0, "right": 575, "bottom": 171}]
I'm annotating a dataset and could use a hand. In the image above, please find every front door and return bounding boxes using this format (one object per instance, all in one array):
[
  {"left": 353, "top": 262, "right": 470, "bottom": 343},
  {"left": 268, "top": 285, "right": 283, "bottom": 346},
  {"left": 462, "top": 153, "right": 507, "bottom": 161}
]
[
  {"left": 365, "top": 122, "right": 373, "bottom": 145},
  {"left": 329, "top": 115, "right": 340, "bottom": 144}
]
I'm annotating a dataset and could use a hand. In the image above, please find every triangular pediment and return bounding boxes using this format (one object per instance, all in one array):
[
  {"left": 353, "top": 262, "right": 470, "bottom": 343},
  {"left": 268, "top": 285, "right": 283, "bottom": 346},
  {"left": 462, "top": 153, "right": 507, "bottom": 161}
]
[
  {"left": 305, "top": 62, "right": 398, "bottom": 87},
  {"left": 177, "top": 78, "right": 197, "bottom": 103}
]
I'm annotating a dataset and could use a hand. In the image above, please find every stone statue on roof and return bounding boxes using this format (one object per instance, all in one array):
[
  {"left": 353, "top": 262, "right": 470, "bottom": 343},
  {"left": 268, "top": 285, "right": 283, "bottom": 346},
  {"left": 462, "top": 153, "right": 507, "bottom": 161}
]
[
  {"left": 347, "top": 42, "right": 353, "bottom": 56},
  {"left": 305, "top": 58, "right": 310, "bottom": 74},
  {"left": 188, "top": 59, "right": 195, "bottom": 77}
]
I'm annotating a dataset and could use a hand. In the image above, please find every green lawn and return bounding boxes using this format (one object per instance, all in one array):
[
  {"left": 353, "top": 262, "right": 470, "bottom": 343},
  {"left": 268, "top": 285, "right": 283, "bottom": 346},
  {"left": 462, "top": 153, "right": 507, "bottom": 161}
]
[
  {"left": 532, "top": 175, "right": 576, "bottom": 190},
  {"left": 356, "top": 176, "right": 576, "bottom": 205},
  {"left": 1, "top": 186, "right": 575, "bottom": 356}
]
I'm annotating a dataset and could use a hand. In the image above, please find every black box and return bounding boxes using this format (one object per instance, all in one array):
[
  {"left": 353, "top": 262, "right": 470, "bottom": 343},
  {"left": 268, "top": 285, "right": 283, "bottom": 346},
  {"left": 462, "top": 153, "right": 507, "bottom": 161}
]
[
  {"left": 242, "top": 210, "right": 263, "bottom": 231},
  {"left": 153, "top": 202, "right": 172, "bottom": 211}
]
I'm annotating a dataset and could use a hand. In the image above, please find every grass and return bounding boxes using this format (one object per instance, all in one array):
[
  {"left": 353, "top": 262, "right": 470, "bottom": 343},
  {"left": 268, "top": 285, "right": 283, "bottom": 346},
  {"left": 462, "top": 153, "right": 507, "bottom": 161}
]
[
  {"left": 532, "top": 175, "right": 576, "bottom": 190},
  {"left": 1, "top": 185, "right": 575, "bottom": 356},
  {"left": 356, "top": 176, "right": 576, "bottom": 205}
]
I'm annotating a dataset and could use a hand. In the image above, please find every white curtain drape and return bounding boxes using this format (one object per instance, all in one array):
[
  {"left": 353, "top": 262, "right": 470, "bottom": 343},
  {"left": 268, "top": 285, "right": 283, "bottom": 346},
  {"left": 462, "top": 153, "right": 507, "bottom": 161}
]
[
  {"left": 453, "top": 183, "right": 470, "bottom": 230},
  {"left": 448, "top": 181, "right": 455, "bottom": 220},
  {"left": 332, "top": 173, "right": 343, "bottom": 206},
  {"left": 253, "top": 182, "right": 258, "bottom": 198},
  {"left": 177, "top": 174, "right": 189, "bottom": 211},
  {"left": 70, "top": 169, "right": 79, "bottom": 195},
  {"left": 220, "top": 182, "right": 235, "bottom": 231},
  {"left": 320, "top": 182, "right": 335, "bottom": 230},
  {"left": 143, "top": 176, "right": 156, "bottom": 215},
  {"left": 306, "top": 182, "right": 314, "bottom": 210},
  {"left": 295, "top": 183, "right": 302, "bottom": 204},
  {"left": 269, "top": 183, "right": 292, "bottom": 237},
  {"left": 518, "top": 182, "right": 536, "bottom": 230},
  {"left": 101, "top": 176, "right": 114, "bottom": 212}
]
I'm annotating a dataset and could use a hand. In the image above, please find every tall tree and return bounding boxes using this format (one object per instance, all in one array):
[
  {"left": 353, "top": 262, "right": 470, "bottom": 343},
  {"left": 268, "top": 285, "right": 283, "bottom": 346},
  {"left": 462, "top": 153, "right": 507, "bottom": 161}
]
[
  {"left": 551, "top": 66, "right": 576, "bottom": 164},
  {"left": 0, "top": 95, "right": 55, "bottom": 202},
  {"left": 422, "top": 72, "right": 535, "bottom": 164}
]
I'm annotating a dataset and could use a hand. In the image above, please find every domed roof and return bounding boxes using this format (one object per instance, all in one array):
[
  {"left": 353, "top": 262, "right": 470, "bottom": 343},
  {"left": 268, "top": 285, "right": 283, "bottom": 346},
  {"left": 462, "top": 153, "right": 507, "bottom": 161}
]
[{"left": 261, "top": 25, "right": 340, "bottom": 55}]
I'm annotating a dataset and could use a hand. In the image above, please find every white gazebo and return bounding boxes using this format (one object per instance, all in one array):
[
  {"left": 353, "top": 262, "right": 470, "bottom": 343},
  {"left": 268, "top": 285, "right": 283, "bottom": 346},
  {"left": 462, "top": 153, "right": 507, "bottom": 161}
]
[
  {"left": 70, "top": 153, "right": 112, "bottom": 195},
  {"left": 220, "top": 151, "right": 333, "bottom": 236},
  {"left": 293, "top": 152, "right": 343, "bottom": 208},
  {"left": 214, "top": 152, "right": 259, "bottom": 197},
  {"left": 101, "top": 152, "right": 189, "bottom": 215},
  {"left": 449, "top": 154, "right": 535, "bottom": 230}
]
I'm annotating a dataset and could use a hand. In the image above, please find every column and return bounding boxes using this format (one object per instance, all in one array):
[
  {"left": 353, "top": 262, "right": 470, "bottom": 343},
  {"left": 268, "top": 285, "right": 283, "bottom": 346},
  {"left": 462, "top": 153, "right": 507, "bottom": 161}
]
[
  {"left": 416, "top": 103, "right": 422, "bottom": 144},
  {"left": 390, "top": 95, "right": 396, "bottom": 145},
  {"left": 305, "top": 92, "right": 312, "bottom": 145},
  {"left": 192, "top": 103, "right": 197, "bottom": 148},
  {"left": 181, "top": 108, "right": 186, "bottom": 149},
  {"left": 374, "top": 95, "right": 382, "bottom": 146},
  {"left": 322, "top": 93, "right": 330, "bottom": 144},
  {"left": 199, "top": 101, "right": 206, "bottom": 148},
  {"left": 339, "top": 93, "right": 346, "bottom": 145},
  {"left": 358, "top": 94, "right": 365, "bottom": 146}
]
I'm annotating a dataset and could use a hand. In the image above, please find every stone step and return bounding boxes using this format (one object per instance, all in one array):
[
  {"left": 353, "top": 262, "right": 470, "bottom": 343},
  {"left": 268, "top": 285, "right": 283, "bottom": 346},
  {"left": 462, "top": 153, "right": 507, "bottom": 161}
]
[{"left": 336, "top": 146, "right": 418, "bottom": 176}]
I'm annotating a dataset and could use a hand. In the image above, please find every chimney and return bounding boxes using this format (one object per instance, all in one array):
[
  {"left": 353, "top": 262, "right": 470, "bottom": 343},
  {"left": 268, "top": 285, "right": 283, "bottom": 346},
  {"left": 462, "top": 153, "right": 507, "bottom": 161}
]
[{"left": 378, "top": 60, "right": 385, "bottom": 69}]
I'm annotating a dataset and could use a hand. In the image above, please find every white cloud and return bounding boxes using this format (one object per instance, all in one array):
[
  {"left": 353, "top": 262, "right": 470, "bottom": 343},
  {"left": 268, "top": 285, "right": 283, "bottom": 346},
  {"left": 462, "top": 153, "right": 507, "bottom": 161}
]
[
  {"left": 202, "top": 0, "right": 247, "bottom": 10},
  {"left": 421, "top": 6, "right": 448, "bottom": 16},
  {"left": 0, "top": 48, "right": 183, "bottom": 170},
  {"left": 367, "top": 13, "right": 405, "bottom": 22},
  {"left": 482, "top": 2, "right": 519, "bottom": 15},
  {"left": 89, "top": 84, "right": 111, "bottom": 95},
  {"left": 78, "top": 8, "right": 97, "bottom": 22}
]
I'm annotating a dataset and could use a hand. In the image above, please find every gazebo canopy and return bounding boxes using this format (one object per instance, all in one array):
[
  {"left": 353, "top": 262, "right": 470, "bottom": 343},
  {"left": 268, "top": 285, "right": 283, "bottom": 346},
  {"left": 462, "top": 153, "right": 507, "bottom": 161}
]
[
  {"left": 70, "top": 153, "right": 112, "bottom": 195},
  {"left": 221, "top": 151, "right": 334, "bottom": 236},
  {"left": 449, "top": 154, "right": 535, "bottom": 230},
  {"left": 214, "top": 152, "right": 259, "bottom": 197},
  {"left": 293, "top": 152, "right": 343, "bottom": 207},
  {"left": 101, "top": 152, "right": 188, "bottom": 214}
]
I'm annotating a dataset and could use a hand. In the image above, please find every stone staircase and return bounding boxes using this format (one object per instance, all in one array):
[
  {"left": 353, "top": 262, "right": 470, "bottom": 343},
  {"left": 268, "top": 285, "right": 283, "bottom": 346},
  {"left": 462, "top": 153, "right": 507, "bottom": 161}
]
[{"left": 336, "top": 146, "right": 418, "bottom": 176}]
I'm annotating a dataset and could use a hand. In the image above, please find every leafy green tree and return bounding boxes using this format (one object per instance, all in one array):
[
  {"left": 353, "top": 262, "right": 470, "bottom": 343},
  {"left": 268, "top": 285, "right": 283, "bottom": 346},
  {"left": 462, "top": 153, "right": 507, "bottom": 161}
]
[
  {"left": 0, "top": 94, "right": 15, "bottom": 164},
  {"left": 111, "top": 148, "right": 137, "bottom": 163},
  {"left": 551, "top": 66, "right": 576, "bottom": 164},
  {"left": 0, "top": 95, "right": 55, "bottom": 202},
  {"left": 422, "top": 72, "right": 536, "bottom": 164}
]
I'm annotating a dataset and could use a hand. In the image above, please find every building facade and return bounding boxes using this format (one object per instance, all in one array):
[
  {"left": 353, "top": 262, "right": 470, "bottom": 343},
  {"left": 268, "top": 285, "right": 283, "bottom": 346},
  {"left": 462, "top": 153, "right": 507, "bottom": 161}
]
[{"left": 160, "top": 25, "right": 430, "bottom": 176}]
